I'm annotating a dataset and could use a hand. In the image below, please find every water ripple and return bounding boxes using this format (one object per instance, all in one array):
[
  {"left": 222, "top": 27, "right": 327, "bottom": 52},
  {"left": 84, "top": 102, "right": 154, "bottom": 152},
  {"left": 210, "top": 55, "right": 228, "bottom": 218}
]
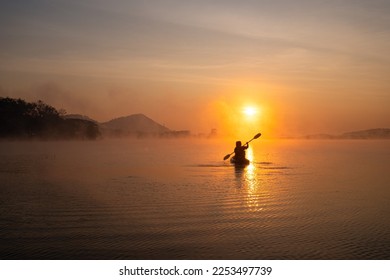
[{"left": 1, "top": 140, "right": 390, "bottom": 259}]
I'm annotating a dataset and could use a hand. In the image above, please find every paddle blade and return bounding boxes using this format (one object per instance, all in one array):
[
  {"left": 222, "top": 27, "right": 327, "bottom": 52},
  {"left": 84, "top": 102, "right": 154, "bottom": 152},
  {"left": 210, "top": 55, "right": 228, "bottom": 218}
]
[
  {"left": 254, "top": 133, "right": 262, "bottom": 139},
  {"left": 223, "top": 154, "right": 231, "bottom": 160}
]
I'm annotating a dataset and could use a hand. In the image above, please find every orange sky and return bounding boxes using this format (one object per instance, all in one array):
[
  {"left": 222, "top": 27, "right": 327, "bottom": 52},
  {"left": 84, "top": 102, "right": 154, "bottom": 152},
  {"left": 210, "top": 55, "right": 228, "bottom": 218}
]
[{"left": 1, "top": 0, "right": 390, "bottom": 137}]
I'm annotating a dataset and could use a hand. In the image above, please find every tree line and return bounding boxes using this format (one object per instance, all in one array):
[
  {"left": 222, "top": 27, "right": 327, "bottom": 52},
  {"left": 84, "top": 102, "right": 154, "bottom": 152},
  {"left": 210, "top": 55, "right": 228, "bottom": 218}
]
[{"left": 0, "top": 97, "right": 100, "bottom": 140}]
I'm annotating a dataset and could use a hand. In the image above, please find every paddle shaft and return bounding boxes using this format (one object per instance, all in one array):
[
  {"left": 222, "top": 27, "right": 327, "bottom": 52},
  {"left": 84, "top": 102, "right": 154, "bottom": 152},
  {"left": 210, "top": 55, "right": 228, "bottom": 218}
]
[{"left": 246, "top": 137, "right": 256, "bottom": 145}]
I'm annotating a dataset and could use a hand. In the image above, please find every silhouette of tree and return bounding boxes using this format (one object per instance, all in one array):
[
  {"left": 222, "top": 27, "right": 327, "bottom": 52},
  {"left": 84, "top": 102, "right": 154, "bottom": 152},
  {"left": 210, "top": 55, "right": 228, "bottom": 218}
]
[{"left": 0, "top": 97, "right": 100, "bottom": 140}]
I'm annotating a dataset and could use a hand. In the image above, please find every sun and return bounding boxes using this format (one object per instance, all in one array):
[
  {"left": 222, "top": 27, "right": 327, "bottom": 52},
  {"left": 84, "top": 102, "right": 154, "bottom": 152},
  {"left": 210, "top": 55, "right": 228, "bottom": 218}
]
[{"left": 243, "top": 106, "right": 258, "bottom": 117}]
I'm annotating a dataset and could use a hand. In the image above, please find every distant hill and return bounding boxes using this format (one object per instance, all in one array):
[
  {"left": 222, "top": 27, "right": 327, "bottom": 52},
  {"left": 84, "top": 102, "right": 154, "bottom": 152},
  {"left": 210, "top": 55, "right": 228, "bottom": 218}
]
[
  {"left": 305, "top": 128, "right": 390, "bottom": 139},
  {"left": 100, "top": 114, "right": 170, "bottom": 137},
  {"left": 0, "top": 97, "right": 188, "bottom": 139},
  {"left": 341, "top": 128, "right": 390, "bottom": 139},
  {"left": 64, "top": 114, "right": 98, "bottom": 123}
]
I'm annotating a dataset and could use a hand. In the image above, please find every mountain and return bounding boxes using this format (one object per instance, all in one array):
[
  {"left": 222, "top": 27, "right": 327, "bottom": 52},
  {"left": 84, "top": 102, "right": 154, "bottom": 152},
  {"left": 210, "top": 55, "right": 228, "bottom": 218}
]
[
  {"left": 0, "top": 97, "right": 175, "bottom": 139},
  {"left": 305, "top": 128, "right": 390, "bottom": 139},
  {"left": 100, "top": 114, "right": 170, "bottom": 137},
  {"left": 64, "top": 114, "right": 98, "bottom": 123},
  {"left": 341, "top": 128, "right": 390, "bottom": 139}
]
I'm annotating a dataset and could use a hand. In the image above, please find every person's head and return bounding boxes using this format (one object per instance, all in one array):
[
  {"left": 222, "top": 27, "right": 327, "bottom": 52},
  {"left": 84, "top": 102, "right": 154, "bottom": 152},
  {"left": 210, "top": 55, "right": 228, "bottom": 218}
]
[{"left": 236, "top": 141, "right": 242, "bottom": 147}]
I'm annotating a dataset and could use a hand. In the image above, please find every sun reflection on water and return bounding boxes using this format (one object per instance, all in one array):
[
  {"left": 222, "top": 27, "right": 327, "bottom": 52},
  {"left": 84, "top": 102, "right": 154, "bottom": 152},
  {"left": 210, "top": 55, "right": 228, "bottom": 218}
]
[
  {"left": 234, "top": 147, "right": 268, "bottom": 212},
  {"left": 244, "top": 148, "right": 256, "bottom": 190},
  {"left": 244, "top": 148, "right": 262, "bottom": 211}
]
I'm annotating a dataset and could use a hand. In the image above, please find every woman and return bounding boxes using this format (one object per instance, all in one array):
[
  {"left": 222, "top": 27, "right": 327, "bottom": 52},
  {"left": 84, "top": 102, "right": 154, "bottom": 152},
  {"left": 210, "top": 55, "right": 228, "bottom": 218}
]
[{"left": 231, "top": 141, "right": 249, "bottom": 164}]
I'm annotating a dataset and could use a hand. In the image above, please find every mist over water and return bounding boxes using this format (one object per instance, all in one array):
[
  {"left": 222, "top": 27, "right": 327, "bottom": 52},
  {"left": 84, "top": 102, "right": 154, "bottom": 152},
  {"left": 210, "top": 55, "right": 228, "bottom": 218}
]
[{"left": 0, "top": 139, "right": 389, "bottom": 259}]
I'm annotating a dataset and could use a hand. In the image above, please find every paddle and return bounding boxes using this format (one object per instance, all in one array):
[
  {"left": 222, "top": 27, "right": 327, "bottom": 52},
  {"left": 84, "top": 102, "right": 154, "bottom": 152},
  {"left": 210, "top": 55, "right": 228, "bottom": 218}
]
[{"left": 223, "top": 132, "right": 262, "bottom": 160}]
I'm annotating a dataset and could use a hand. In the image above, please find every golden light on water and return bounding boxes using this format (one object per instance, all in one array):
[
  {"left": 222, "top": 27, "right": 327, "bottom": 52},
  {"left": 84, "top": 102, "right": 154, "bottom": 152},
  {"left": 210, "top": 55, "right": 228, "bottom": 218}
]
[
  {"left": 234, "top": 147, "right": 273, "bottom": 213},
  {"left": 244, "top": 148, "right": 256, "bottom": 192},
  {"left": 246, "top": 147, "right": 254, "bottom": 166},
  {"left": 242, "top": 148, "right": 263, "bottom": 212}
]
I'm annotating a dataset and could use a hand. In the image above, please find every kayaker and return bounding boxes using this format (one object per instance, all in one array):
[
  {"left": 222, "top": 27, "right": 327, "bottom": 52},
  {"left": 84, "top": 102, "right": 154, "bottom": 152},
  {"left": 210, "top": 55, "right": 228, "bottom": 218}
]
[{"left": 234, "top": 141, "right": 249, "bottom": 162}]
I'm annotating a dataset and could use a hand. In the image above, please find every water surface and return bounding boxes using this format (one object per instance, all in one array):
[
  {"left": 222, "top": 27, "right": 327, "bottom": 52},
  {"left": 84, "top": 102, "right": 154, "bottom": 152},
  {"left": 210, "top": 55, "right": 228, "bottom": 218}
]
[{"left": 0, "top": 139, "right": 389, "bottom": 259}]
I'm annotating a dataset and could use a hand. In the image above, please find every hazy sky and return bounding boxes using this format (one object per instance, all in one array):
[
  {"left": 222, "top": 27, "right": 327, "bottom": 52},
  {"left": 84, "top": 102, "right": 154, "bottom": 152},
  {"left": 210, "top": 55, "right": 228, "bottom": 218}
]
[{"left": 1, "top": 0, "right": 390, "bottom": 137}]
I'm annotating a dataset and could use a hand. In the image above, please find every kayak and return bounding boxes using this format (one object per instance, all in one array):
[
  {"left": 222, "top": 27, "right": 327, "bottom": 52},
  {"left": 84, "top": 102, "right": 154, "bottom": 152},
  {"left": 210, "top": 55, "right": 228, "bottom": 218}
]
[{"left": 230, "top": 156, "right": 250, "bottom": 166}]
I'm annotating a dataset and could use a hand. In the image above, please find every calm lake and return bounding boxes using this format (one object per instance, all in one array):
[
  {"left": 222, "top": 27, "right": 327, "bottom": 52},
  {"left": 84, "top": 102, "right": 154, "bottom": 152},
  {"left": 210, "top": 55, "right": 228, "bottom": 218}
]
[{"left": 1, "top": 139, "right": 389, "bottom": 259}]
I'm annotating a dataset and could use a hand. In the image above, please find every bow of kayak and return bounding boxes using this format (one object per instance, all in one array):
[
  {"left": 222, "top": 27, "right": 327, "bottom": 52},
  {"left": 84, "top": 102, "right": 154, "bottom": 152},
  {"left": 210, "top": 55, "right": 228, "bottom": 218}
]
[{"left": 230, "top": 156, "right": 250, "bottom": 166}]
